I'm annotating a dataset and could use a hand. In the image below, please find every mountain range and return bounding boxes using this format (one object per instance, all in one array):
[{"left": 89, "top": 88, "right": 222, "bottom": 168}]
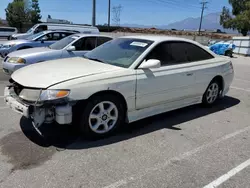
[{"left": 122, "top": 13, "right": 237, "bottom": 34}]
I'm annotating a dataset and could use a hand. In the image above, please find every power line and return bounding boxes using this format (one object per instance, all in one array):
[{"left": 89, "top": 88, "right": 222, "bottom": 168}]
[{"left": 198, "top": 0, "right": 208, "bottom": 35}]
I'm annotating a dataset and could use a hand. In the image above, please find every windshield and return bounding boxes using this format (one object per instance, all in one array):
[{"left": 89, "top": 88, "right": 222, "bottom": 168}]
[
  {"left": 26, "top": 31, "right": 45, "bottom": 40},
  {"left": 84, "top": 38, "right": 153, "bottom": 68},
  {"left": 26, "top": 24, "right": 37, "bottom": 33},
  {"left": 49, "top": 35, "right": 79, "bottom": 50}
]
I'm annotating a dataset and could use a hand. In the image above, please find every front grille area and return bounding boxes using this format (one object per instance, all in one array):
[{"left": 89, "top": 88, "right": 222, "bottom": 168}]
[{"left": 13, "top": 82, "right": 24, "bottom": 96}]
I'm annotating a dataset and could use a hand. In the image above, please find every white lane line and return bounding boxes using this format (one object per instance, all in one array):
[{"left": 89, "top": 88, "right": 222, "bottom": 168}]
[
  {"left": 235, "top": 78, "right": 250, "bottom": 83},
  {"left": 103, "top": 126, "right": 250, "bottom": 188},
  {"left": 203, "top": 158, "right": 250, "bottom": 188},
  {"left": 231, "top": 86, "right": 250, "bottom": 92}
]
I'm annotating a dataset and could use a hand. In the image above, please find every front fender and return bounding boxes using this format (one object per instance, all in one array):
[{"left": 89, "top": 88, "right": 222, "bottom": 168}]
[{"left": 47, "top": 72, "right": 137, "bottom": 111}]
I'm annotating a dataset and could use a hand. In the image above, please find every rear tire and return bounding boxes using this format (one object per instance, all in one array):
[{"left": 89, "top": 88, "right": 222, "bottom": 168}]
[
  {"left": 202, "top": 80, "right": 220, "bottom": 107},
  {"left": 75, "top": 94, "right": 126, "bottom": 139}
]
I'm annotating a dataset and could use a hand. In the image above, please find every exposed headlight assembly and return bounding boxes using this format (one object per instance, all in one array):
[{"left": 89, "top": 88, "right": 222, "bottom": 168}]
[
  {"left": 8, "top": 57, "right": 26, "bottom": 64},
  {"left": 40, "top": 90, "right": 70, "bottom": 101},
  {"left": 18, "top": 89, "right": 70, "bottom": 102}
]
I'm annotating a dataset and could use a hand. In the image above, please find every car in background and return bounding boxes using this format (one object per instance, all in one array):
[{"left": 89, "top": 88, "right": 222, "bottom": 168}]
[
  {"left": 0, "top": 27, "right": 18, "bottom": 39},
  {"left": 2, "top": 34, "right": 113, "bottom": 75},
  {"left": 0, "top": 30, "right": 77, "bottom": 58},
  {"left": 209, "top": 40, "right": 236, "bottom": 57},
  {"left": 9, "top": 23, "right": 99, "bottom": 40},
  {"left": 4, "top": 36, "right": 234, "bottom": 138}
]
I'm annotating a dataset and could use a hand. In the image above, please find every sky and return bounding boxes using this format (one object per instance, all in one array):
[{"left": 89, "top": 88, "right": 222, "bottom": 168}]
[{"left": 0, "top": 0, "right": 230, "bottom": 26}]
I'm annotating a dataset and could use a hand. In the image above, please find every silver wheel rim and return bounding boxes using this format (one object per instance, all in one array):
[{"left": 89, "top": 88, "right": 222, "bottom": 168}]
[
  {"left": 206, "top": 83, "right": 219, "bottom": 104},
  {"left": 89, "top": 101, "right": 118, "bottom": 134}
]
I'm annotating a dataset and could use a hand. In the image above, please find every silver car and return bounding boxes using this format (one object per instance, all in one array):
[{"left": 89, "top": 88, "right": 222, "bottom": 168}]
[
  {"left": 2, "top": 34, "right": 113, "bottom": 75},
  {"left": 0, "top": 30, "right": 77, "bottom": 58}
]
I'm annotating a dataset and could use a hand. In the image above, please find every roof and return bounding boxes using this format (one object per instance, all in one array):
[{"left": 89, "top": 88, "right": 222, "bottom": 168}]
[
  {"left": 120, "top": 35, "right": 196, "bottom": 43},
  {"left": 45, "top": 30, "right": 78, "bottom": 33},
  {"left": 72, "top": 33, "right": 113, "bottom": 38}
]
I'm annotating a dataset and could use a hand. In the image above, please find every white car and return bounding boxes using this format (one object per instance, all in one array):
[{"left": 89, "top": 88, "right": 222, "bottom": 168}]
[
  {"left": 0, "top": 27, "right": 18, "bottom": 39},
  {"left": 4, "top": 36, "right": 234, "bottom": 138}
]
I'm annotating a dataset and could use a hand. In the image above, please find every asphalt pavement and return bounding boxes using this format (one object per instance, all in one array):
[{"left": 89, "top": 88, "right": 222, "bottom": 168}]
[{"left": 0, "top": 55, "right": 250, "bottom": 188}]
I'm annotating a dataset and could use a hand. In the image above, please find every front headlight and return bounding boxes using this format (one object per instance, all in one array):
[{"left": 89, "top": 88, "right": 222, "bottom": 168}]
[
  {"left": 19, "top": 89, "right": 70, "bottom": 102},
  {"left": 40, "top": 90, "right": 70, "bottom": 101},
  {"left": 2, "top": 44, "right": 16, "bottom": 48},
  {"left": 8, "top": 57, "right": 26, "bottom": 64}
]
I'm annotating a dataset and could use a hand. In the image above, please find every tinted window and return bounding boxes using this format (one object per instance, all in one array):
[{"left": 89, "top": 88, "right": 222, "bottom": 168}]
[
  {"left": 35, "top": 25, "right": 47, "bottom": 33},
  {"left": 37, "top": 32, "right": 64, "bottom": 41},
  {"left": 146, "top": 41, "right": 214, "bottom": 66},
  {"left": 84, "top": 38, "right": 153, "bottom": 68},
  {"left": 72, "top": 37, "right": 97, "bottom": 51},
  {"left": 185, "top": 43, "right": 214, "bottom": 61},
  {"left": 97, "top": 37, "right": 112, "bottom": 46},
  {"left": 0, "top": 28, "right": 15, "bottom": 32}
]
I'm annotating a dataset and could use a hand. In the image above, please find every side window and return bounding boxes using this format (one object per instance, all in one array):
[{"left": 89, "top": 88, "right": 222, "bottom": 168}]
[
  {"left": 35, "top": 25, "right": 47, "bottom": 33},
  {"left": 97, "top": 37, "right": 112, "bottom": 47},
  {"left": 61, "top": 32, "right": 73, "bottom": 39},
  {"left": 84, "top": 37, "right": 97, "bottom": 50},
  {"left": 72, "top": 37, "right": 97, "bottom": 51},
  {"left": 52, "top": 33, "right": 61, "bottom": 40},
  {"left": 185, "top": 43, "right": 214, "bottom": 62},
  {"left": 72, "top": 37, "right": 85, "bottom": 51},
  {"left": 145, "top": 42, "right": 177, "bottom": 66}
]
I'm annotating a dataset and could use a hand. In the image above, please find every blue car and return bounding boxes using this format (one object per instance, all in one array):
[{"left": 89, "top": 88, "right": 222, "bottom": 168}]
[
  {"left": 209, "top": 41, "right": 236, "bottom": 57},
  {"left": 0, "top": 30, "right": 77, "bottom": 58}
]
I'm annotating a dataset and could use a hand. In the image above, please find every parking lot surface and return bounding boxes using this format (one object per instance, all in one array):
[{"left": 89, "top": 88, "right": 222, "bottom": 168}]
[{"left": 0, "top": 54, "right": 250, "bottom": 188}]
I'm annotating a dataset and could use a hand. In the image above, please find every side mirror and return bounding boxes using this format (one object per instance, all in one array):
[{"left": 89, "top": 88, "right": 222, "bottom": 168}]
[
  {"left": 138, "top": 59, "right": 161, "bottom": 69},
  {"left": 66, "top": 46, "right": 76, "bottom": 52}
]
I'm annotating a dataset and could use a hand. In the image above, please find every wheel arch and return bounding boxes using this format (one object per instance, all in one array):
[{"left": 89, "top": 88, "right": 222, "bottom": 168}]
[
  {"left": 73, "top": 89, "right": 129, "bottom": 121},
  {"left": 209, "top": 75, "right": 225, "bottom": 94}
]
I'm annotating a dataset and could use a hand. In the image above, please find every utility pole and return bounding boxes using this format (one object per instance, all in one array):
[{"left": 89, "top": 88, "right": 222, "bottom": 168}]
[
  {"left": 198, "top": 1, "right": 208, "bottom": 35},
  {"left": 108, "top": 0, "right": 111, "bottom": 31},
  {"left": 92, "top": 0, "right": 96, "bottom": 26}
]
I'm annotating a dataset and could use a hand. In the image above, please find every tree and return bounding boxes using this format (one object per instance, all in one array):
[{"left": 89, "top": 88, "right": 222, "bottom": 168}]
[
  {"left": 220, "top": 0, "right": 250, "bottom": 36},
  {"left": 30, "top": 0, "right": 41, "bottom": 24},
  {"left": 5, "top": 0, "right": 41, "bottom": 28},
  {"left": 112, "top": 5, "right": 122, "bottom": 26},
  {"left": 5, "top": 0, "right": 30, "bottom": 28}
]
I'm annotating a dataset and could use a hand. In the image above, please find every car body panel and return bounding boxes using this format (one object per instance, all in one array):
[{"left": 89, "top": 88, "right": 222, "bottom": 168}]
[{"left": 11, "top": 57, "right": 124, "bottom": 88}]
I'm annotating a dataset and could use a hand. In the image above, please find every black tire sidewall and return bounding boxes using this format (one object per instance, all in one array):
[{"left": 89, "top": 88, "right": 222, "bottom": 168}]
[
  {"left": 79, "top": 94, "right": 125, "bottom": 139},
  {"left": 202, "top": 80, "right": 220, "bottom": 106}
]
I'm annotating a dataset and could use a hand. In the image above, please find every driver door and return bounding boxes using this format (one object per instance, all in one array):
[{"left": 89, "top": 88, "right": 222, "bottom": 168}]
[{"left": 135, "top": 41, "right": 196, "bottom": 110}]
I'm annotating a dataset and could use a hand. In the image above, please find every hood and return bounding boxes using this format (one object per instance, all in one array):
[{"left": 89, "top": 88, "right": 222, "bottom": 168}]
[
  {"left": 3, "top": 39, "right": 30, "bottom": 46},
  {"left": 12, "top": 33, "right": 30, "bottom": 39},
  {"left": 8, "top": 47, "right": 55, "bottom": 58},
  {"left": 11, "top": 57, "right": 123, "bottom": 88}
]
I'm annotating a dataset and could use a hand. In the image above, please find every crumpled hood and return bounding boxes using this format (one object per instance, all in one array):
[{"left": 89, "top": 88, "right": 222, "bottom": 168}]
[
  {"left": 11, "top": 57, "right": 122, "bottom": 88},
  {"left": 8, "top": 47, "right": 55, "bottom": 58}
]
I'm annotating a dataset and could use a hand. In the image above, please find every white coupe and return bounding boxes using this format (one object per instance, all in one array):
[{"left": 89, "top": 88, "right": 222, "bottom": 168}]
[{"left": 4, "top": 36, "right": 234, "bottom": 138}]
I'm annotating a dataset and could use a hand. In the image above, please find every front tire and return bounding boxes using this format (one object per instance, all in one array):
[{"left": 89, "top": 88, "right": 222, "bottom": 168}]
[
  {"left": 77, "top": 94, "right": 126, "bottom": 139},
  {"left": 202, "top": 80, "right": 220, "bottom": 106}
]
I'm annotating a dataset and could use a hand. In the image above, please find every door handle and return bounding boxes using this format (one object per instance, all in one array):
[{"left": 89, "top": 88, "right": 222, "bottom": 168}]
[{"left": 186, "top": 73, "right": 193, "bottom": 76}]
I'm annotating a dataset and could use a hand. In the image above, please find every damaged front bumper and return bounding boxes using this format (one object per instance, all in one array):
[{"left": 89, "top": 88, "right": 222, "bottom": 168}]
[{"left": 4, "top": 86, "right": 73, "bottom": 128}]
